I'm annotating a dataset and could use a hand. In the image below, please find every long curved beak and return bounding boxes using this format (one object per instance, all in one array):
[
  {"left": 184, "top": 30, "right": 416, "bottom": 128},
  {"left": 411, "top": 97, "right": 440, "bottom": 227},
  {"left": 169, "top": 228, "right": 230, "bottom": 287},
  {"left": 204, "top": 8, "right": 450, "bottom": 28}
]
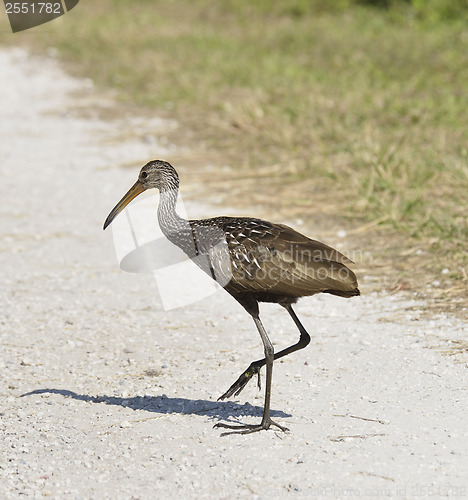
[{"left": 103, "top": 180, "right": 146, "bottom": 230}]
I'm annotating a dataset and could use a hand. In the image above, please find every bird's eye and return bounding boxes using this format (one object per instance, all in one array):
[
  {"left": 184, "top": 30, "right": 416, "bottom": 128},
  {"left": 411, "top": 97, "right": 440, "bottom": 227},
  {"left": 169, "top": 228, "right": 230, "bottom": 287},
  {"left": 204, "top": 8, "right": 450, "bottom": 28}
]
[{"left": 141, "top": 172, "right": 148, "bottom": 179}]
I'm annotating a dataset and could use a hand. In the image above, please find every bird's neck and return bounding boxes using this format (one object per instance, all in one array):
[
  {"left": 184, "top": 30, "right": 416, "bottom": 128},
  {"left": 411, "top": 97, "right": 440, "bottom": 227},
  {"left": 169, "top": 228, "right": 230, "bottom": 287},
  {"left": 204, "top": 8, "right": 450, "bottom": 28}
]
[{"left": 157, "top": 185, "right": 194, "bottom": 253}]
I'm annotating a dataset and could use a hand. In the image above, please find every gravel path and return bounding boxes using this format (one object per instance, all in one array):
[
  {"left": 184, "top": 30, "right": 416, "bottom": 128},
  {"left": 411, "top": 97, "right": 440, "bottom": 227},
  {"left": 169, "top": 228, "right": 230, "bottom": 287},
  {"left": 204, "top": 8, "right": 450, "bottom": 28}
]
[{"left": 1, "top": 47, "right": 467, "bottom": 499}]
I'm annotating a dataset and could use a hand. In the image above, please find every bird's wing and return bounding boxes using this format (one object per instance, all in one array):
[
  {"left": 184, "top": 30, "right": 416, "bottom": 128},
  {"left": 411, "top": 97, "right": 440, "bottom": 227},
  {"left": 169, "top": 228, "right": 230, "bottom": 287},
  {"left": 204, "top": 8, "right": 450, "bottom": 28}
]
[
  {"left": 222, "top": 219, "right": 358, "bottom": 297},
  {"left": 275, "top": 223, "right": 354, "bottom": 265}
]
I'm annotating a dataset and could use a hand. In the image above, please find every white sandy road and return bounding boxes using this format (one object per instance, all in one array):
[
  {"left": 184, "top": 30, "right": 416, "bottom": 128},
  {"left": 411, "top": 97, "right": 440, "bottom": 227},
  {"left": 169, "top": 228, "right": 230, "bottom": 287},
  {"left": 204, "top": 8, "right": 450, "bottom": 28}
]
[{"left": 0, "top": 47, "right": 467, "bottom": 499}]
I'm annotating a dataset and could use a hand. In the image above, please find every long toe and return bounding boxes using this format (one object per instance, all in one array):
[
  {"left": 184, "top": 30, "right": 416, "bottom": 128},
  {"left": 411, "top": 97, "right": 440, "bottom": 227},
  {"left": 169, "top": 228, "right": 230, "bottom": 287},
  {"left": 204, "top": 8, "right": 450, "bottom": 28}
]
[
  {"left": 218, "top": 365, "right": 260, "bottom": 400},
  {"left": 217, "top": 377, "right": 249, "bottom": 401},
  {"left": 214, "top": 419, "right": 289, "bottom": 436},
  {"left": 218, "top": 379, "right": 247, "bottom": 401}
]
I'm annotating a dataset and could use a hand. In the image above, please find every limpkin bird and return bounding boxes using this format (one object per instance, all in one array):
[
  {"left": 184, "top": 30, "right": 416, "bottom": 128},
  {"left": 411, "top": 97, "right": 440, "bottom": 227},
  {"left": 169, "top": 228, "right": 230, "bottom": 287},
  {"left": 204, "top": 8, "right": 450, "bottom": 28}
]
[{"left": 103, "top": 160, "right": 360, "bottom": 435}]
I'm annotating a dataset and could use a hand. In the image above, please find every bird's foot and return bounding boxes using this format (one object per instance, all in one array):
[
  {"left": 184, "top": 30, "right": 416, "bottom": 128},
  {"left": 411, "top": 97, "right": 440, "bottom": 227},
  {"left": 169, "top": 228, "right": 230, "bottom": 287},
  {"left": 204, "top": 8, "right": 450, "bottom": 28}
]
[
  {"left": 214, "top": 418, "right": 289, "bottom": 436},
  {"left": 218, "top": 363, "right": 262, "bottom": 401}
]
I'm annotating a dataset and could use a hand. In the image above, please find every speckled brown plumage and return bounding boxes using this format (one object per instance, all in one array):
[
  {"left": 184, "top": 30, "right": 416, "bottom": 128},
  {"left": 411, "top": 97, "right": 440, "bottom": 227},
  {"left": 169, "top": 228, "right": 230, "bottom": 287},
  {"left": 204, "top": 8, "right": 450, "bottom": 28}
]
[{"left": 104, "top": 160, "right": 360, "bottom": 435}]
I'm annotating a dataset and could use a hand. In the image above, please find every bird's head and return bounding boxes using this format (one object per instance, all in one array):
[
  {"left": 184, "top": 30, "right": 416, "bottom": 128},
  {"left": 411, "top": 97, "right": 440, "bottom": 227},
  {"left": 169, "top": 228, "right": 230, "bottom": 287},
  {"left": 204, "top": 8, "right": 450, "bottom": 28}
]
[{"left": 103, "top": 160, "right": 178, "bottom": 230}]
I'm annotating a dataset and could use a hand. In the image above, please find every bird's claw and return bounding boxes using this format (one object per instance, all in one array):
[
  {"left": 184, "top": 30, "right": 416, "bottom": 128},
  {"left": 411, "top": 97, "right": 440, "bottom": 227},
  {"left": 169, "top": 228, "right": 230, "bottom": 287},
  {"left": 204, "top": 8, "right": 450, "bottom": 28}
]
[
  {"left": 214, "top": 418, "right": 289, "bottom": 436},
  {"left": 218, "top": 363, "right": 262, "bottom": 401}
]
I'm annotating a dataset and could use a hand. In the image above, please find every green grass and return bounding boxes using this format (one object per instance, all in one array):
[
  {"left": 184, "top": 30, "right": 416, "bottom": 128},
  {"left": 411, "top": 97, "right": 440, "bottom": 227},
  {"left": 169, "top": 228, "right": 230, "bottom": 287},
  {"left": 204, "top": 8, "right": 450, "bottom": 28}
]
[{"left": 2, "top": 0, "right": 467, "bottom": 283}]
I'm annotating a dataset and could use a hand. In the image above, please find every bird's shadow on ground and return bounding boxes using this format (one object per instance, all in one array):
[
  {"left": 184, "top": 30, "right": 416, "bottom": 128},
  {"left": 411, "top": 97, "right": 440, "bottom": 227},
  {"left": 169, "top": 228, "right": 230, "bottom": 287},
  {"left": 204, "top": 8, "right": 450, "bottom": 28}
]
[{"left": 21, "top": 389, "right": 290, "bottom": 423}]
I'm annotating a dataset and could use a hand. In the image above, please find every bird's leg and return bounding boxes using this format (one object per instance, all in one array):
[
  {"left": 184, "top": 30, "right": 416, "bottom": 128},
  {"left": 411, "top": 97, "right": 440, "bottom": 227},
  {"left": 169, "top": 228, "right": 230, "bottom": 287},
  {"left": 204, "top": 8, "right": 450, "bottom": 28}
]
[
  {"left": 215, "top": 315, "right": 288, "bottom": 435},
  {"left": 218, "top": 305, "right": 310, "bottom": 400}
]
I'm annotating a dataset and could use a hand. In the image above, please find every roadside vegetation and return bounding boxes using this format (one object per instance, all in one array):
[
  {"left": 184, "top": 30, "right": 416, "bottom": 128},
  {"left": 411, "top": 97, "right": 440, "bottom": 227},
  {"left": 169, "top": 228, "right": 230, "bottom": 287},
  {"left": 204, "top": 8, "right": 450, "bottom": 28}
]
[{"left": 3, "top": 0, "right": 467, "bottom": 310}]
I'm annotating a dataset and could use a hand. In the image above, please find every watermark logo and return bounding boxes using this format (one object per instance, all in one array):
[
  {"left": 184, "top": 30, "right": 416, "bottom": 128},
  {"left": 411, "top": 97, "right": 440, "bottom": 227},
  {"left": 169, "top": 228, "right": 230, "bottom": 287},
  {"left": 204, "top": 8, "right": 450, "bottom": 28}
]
[
  {"left": 110, "top": 191, "right": 231, "bottom": 311},
  {"left": 4, "top": 1, "right": 79, "bottom": 33}
]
